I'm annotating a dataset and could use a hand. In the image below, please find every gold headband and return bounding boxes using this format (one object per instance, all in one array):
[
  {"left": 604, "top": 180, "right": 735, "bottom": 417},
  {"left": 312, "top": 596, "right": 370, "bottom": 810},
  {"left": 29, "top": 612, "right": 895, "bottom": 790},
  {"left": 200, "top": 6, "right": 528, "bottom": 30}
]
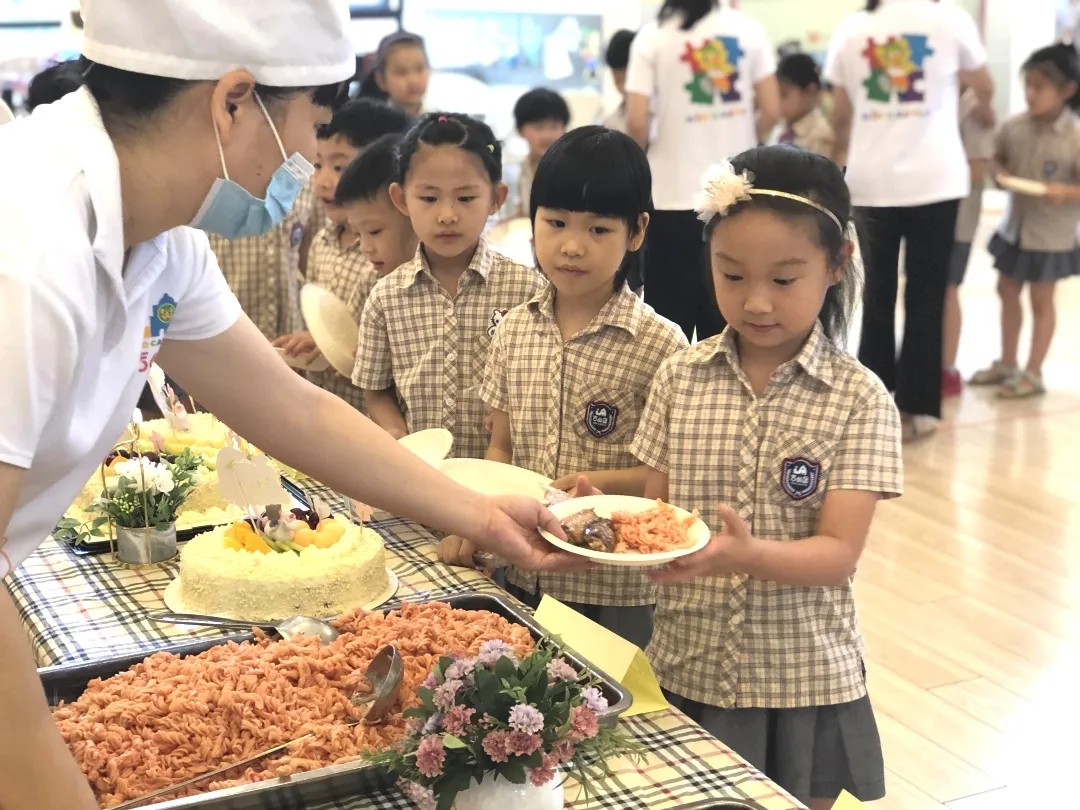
[{"left": 694, "top": 163, "right": 844, "bottom": 234}]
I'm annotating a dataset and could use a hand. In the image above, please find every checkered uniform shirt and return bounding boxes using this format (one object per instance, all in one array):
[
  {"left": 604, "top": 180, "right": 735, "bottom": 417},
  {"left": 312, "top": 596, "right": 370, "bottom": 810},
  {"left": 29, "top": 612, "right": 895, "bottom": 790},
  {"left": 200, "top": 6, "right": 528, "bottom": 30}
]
[
  {"left": 353, "top": 239, "right": 543, "bottom": 459},
  {"left": 305, "top": 224, "right": 378, "bottom": 413},
  {"left": 480, "top": 284, "right": 687, "bottom": 605},
  {"left": 206, "top": 199, "right": 312, "bottom": 340},
  {"left": 631, "top": 324, "right": 903, "bottom": 708}
]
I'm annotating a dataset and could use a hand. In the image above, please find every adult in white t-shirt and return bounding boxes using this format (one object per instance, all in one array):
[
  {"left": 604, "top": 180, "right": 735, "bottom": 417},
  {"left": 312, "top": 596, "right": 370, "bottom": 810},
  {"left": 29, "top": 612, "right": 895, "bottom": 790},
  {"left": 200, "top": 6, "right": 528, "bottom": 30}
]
[
  {"left": 0, "top": 2, "right": 574, "bottom": 806},
  {"left": 625, "top": 0, "right": 779, "bottom": 341},
  {"left": 824, "top": 0, "right": 993, "bottom": 440}
]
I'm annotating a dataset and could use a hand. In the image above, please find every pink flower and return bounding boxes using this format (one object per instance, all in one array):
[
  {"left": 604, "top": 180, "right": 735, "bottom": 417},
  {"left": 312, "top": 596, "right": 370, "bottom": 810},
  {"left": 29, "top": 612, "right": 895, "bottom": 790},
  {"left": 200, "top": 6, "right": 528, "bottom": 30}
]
[
  {"left": 421, "top": 672, "right": 438, "bottom": 690},
  {"left": 480, "top": 713, "right": 498, "bottom": 728},
  {"left": 433, "top": 679, "right": 463, "bottom": 712},
  {"left": 581, "top": 687, "right": 608, "bottom": 714},
  {"left": 482, "top": 729, "right": 512, "bottom": 763},
  {"left": 415, "top": 735, "right": 445, "bottom": 778},
  {"left": 405, "top": 717, "right": 424, "bottom": 737},
  {"left": 506, "top": 731, "right": 543, "bottom": 757},
  {"left": 570, "top": 706, "right": 599, "bottom": 739},
  {"left": 546, "top": 659, "right": 577, "bottom": 683},
  {"left": 528, "top": 753, "right": 560, "bottom": 788},
  {"left": 551, "top": 739, "right": 576, "bottom": 764},
  {"left": 508, "top": 704, "right": 545, "bottom": 734},
  {"left": 442, "top": 705, "right": 475, "bottom": 736},
  {"left": 402, "top": 780, "right": 437, "bottom": 810}
]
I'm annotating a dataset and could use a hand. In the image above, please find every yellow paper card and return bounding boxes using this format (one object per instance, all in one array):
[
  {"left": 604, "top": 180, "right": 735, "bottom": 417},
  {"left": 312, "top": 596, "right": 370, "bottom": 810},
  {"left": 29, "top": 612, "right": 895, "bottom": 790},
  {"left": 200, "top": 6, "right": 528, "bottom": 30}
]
[
  {"left": 533, "top": 595, "right": 668, "bottom": 717},
  {"left": 832, "top": 791, "right": 867, "bottom": 810}
]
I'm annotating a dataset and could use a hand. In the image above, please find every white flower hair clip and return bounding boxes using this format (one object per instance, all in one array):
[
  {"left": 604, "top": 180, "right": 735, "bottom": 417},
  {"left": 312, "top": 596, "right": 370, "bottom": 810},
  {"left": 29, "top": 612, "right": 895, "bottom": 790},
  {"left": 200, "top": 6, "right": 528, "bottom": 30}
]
[{"left": 694, "top": 161, "right": 754, "bottom": 224}]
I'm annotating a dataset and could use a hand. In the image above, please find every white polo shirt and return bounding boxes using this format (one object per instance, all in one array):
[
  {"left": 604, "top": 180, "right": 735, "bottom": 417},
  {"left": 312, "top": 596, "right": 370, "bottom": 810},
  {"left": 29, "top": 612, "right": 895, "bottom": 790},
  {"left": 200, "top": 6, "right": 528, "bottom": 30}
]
[
  {"left": 626, "top": 7, "right": 775, "bottom": 211},
  {"left": 824, "top": 0, "right": 987, "bottom": 208},
  {"left": 0, "top": 88, "right": 242, "bottom": 573}
]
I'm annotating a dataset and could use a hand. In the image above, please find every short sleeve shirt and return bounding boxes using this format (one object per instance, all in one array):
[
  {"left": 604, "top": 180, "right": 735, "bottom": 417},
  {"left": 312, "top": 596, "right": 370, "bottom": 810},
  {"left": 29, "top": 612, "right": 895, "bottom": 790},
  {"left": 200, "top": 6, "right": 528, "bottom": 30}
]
[
  {"left": 626, "top": 7, "right": 776, "bottom": 210},
  {"left": 994, "top": 110, "right": 1080, "bottom": 252},
  {"left": 631, "top": 325, "right": 903, "bottom": 709},
  {"left": 353, "top": 239, "right": 543, "bottom": 460},
  {"left": 782, "top": 107, "right": 835, "bottom": 158},
  {"left": 954, "top": 88, "right": 995, "bottom": 242},
  {"left": 824, "top": 0, "right": 987, "bottom": 207},
  {"left": 304, "top": 224, "right": 378, "bottom": 413},
  {"left": 479, "top": 285, "right": 688, "bottom": 605}
]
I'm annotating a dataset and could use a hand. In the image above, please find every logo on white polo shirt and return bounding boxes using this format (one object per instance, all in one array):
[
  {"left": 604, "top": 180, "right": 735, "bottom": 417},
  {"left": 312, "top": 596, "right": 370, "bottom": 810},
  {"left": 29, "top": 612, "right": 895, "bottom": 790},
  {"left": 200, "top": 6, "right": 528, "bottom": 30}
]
[
  {"left": 862, "top": 36, "right": 933, "bottom": 103},
  {"left": 487, "top": 308, "right": 509, "bottom": 338},
  {"left": 139, "top": 293, "right": 176, "bottom": 372},
  {"left": 681, "top": 37, "right": 744, "bottom": 105},
  {"left": 781, "top": 457, "right": 821, "bottom": 501}
]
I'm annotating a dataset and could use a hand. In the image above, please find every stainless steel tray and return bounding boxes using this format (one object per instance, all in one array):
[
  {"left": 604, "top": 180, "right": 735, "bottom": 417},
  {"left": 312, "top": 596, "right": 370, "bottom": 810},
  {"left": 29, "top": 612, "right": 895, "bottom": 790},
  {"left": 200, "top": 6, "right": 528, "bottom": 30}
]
[{"left": 40, "top": 592, "right": 632, "bottom": 810}]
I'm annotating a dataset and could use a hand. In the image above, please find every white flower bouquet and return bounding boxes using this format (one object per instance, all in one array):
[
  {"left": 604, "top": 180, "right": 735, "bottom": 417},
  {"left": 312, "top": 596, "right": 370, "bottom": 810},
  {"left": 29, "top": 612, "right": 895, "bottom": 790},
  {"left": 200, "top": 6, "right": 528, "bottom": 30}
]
[{"left": 87, "top": 448, "right": 202, "bottom": 530}]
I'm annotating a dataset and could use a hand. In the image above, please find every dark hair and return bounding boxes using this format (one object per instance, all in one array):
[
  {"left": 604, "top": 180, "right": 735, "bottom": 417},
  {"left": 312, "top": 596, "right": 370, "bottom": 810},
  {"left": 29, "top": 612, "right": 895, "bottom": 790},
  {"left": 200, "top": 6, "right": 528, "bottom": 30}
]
[
  {"left": 605, "top": 30, "right": 637, "bottom": 71},
  {"left": 777, "top": 53, "right": 822, "bottom": 91},
  {"left": 659, "top": 0, "right": 718, "bottom": 31},
  {"left": 335, "top": 133, "right": 402, "bottom": 205},
  {"left": 1023, "top": 43, "right": 1080, "bottom": 110},
  {"left": 513, "top": 88, "right": 571, "bottom": 131},
  {"left": 26, "top": 60, "right": 83, "bottom": 111},
  {"left": 78, "top": 58, "right": 345, "bottom": 134},
  {"left": 704, "top": 145, "right": 860, "bottom": 343},
  {"left": 357, "top": 31, "right": 428, "bottom": 104},
  {"left": 317, "top": 98, "right": 410, "bottom": 149},
  {"left": 530, "top": 126, "right": 652, "bottom": 291},
  {"left": 396, "top": 112, "right": 502, "bottom": 184}
]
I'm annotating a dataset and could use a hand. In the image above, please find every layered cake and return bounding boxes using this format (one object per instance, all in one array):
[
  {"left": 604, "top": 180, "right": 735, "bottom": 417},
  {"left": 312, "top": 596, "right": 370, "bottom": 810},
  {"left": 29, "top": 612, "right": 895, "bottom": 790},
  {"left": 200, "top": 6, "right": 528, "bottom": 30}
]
[
  {"left": 176, "top": 514, "right": 390, "bottom": 621},
  {"left": 134, "top": 413, "right": 251, "bottom": 459}
]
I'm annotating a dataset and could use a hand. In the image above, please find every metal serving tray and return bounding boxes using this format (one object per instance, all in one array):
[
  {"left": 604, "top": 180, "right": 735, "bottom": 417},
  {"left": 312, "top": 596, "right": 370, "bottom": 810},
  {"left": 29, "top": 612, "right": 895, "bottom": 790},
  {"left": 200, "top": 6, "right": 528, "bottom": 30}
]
[{"left": 39, "top": 592, "right": 632, "bottom": 810}]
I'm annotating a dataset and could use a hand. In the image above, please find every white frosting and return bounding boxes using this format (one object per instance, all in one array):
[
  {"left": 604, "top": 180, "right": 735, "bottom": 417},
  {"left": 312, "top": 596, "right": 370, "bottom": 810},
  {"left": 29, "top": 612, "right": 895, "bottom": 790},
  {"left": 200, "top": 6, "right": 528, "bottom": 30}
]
[
  {"left": 178, "top": 516, "right": 389, "bottom": 621},
  {"left": 136, "top": 413, "right": 252, "bottom": 459}
]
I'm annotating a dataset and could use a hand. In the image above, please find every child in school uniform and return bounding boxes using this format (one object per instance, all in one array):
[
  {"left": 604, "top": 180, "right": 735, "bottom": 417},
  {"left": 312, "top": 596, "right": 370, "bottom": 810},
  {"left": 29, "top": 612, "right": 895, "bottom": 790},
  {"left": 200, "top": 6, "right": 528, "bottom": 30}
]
[
  {"left": 632, "top": 145, "right": 902, "bottom": 808},
  {"left": 971, "top": 44, "right": 1080, "bottom": 398},
  {"left": 358, "top": 31, "right": 430, "bottom": 121},
  {"left": 354, "top": 113, "right": 544, "bottom": 457},
  {"left": 439, "top": 127, "right": 687, "bottom": 649},
  {"left": 776, "top": 53, "right": 834, "bottom": 158},
  {"left": 274, "top": 100, "right": 411, "bottom": 412},
  {"left": 942, "top": 86, "right": 996, "bottom": 398},
  {"left": 602, "top": 30, "right": 636, "bottom": 133},
  {"left": 512, "top": 88, "right": 571, "bottom": 218}
]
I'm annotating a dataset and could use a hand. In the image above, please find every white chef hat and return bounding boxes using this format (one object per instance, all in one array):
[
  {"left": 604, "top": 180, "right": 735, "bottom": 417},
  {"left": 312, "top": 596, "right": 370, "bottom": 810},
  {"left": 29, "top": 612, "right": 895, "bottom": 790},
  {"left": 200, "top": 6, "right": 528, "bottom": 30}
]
[{"left": 80, "top": 0, "right": 355, "bottom": 87}]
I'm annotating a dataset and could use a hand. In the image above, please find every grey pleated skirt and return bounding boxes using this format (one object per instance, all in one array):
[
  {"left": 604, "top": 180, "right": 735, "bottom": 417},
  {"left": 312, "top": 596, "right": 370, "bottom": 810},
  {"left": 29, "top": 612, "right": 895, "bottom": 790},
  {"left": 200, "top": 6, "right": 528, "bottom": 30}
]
[
  {"left": 664, "top": 691, "right": 886, "bottom": 804},
  {"left": 989, "top": 233, "right": 1080, "bottom": 283}
]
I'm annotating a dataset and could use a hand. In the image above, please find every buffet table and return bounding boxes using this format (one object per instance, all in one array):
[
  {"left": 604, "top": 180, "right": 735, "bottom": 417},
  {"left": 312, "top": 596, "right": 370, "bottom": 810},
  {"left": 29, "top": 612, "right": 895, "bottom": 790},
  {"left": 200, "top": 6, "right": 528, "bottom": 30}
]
[{"left": 7, "top": 481, "right": 806, "bottom": 810}]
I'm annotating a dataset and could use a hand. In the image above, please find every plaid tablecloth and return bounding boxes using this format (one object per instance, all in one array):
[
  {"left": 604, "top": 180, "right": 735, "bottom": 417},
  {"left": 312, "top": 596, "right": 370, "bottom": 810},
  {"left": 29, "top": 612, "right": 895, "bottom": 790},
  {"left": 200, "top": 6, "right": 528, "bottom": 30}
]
[{"left": 7, "top": 482, "right": 804, "bottom": 810}]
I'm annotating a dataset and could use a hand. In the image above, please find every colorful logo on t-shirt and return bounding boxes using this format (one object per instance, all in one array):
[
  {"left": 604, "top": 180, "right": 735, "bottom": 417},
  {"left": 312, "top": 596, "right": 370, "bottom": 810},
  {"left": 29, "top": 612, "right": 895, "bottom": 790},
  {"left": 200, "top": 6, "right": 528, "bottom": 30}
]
[
  {"left": 140, "top": 293, "right": 176, "bottom": 372},
  {"left": 681, "top": 37, "right": 744, "bottom": 105},
  {"left": 861, "top": 35, "right": 933, "bottom": 102}
]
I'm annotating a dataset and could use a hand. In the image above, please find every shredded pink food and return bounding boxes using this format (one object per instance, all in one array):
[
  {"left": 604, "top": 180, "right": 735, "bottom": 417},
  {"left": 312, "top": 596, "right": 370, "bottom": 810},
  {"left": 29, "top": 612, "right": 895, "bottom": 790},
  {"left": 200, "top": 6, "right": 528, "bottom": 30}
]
[{"left": 53, "top": 603, "right": 534, "bottom": 807}]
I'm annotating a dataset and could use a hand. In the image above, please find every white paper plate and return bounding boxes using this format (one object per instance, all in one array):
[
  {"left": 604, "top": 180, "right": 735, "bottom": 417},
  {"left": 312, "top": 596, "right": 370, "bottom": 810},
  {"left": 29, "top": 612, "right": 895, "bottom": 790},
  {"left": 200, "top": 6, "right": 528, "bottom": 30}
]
[
  {"left": 163, "top": 568, "right": 399, "bottom": 622},
  {"left": 539, "top": 496, "right": 711, "bottom": 567},
  {"left": 440, "top": 458, "right": 551, "bottom": 501},
  {"left": 275, "top": 346, "right": 330, "bottom": 372},
  {"left": 399, "top": 429, "right": 453, "bottom": 466},
  {"left": 300, "top": 284, "right": 358, "bottom": 378},
  {"left": 997, "top": 175, "right": 1048, "bottom": 196}
]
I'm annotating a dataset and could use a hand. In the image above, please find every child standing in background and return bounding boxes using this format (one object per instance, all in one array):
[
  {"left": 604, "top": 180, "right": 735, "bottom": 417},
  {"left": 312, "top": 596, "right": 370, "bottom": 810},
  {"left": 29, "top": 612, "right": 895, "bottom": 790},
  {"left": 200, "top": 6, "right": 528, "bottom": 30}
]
[
  {"left": 440, "top": 127, "right": 686, "bottom": 648},
  {"left": 633, "top": 146, "right": 901, "bottom": 808},
  {"left": 602, "top": 30, "right": 637, "bottom": 133},
  {"left": 274, "top": 100, "right": 411, "bottom": 412},
  {"left": 359, "top": 31, "right": 430, "bottom": 120},
  {"left": 512, "top": 88, "right": 571, "bottom": 218},
  {"left": 354, "top": 113, "right": 543, "bottom": 456},
  {"left": 776, "top": 53, "right": 834, "bottom": 158},
  {"left": 972, "top": 44, "right": 1080, "bottom": 398},
  {"left": 942, "top": 86, "right": 995, "bottom": 397}
]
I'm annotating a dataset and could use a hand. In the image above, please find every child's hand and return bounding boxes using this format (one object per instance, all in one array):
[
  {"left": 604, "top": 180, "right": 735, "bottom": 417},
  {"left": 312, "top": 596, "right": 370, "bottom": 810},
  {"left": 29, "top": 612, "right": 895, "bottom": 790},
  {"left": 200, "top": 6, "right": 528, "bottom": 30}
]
[
  {"left": 550, "top": 473, "right": 604, "bottom": 498},
  {"left": 272, "top": 331, "right": 318, "bottom": 357},
  {"left": 438, "top": 534, "right": 479, "bottom": 568},
  {"left": 1045, "top": 183, "right": 1073, "bottom": 205},
  {"left": 483, "top": 412, "right": 494, "bottom": 434},
  {"left": 648, "top": 504, "right": 756, "bottom": 583}
]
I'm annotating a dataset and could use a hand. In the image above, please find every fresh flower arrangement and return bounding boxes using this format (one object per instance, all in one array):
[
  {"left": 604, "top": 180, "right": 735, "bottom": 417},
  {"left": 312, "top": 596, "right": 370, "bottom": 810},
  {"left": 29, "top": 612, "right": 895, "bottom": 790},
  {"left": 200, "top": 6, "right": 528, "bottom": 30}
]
[
  {"left": 57, "top": 448, "right": 203, "bottom": 542},
  {"left": 367, "top": 637, "right": 641, "bottom": 810}
]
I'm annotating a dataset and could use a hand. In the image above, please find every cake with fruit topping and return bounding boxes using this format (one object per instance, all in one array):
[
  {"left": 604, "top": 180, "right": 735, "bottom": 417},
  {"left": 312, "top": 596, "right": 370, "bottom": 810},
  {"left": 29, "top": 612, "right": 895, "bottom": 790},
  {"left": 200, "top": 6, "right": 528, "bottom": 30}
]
[
  {"left": 134, "top": 412, "right": 252, "bottom": 459},
  {"left": 175, "top": 508, "right": 389, "bottom": 621}
]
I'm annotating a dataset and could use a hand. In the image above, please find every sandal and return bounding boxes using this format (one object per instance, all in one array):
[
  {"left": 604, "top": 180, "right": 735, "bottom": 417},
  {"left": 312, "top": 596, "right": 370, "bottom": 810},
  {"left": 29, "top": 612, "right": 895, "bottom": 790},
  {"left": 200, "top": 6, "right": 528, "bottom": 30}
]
[
  {"left": 969, "top": 360, "right": 1018, "bottom": 386},
  {"left": 901, "top": 414, "right": 939, "bottom": 443},
  {"left": 997, "top": 370, "right": 1046, "bottom": 399}
]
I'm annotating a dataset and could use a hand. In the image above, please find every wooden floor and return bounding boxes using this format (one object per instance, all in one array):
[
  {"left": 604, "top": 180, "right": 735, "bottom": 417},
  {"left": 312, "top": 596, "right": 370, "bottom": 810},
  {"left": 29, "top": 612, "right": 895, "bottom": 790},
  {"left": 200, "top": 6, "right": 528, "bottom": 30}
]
[{"left": 861, "top": 203, "right": 1080, "bottom": 809}]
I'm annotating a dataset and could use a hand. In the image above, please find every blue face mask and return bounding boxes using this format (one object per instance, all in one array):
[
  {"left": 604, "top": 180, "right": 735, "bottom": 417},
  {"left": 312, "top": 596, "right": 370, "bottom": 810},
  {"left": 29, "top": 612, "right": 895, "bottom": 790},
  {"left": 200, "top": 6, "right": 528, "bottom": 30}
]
[{"left": 190, "top": 93, "right": 314, "bottom": 238}]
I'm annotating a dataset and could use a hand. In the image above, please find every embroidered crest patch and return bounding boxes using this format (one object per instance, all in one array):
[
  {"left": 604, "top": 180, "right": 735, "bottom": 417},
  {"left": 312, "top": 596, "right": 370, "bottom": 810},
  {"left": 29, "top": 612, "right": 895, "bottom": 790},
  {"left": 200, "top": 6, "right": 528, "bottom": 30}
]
[
  {"left": 290, "top": 221, "right": 304, "bottom": 248},
  {"left": 487, "top": 308, "right": 509, "bottom": 338},
  {"left": 781, "top": 457, "right": 820, "bottom": 500},
  {"left": 586, "top": 401, "right": 618, "bottom": 438}
]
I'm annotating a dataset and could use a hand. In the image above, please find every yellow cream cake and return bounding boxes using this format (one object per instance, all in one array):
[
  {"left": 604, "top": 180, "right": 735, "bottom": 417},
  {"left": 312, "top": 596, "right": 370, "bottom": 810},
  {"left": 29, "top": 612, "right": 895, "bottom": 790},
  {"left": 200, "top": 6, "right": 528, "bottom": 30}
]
[
  {"left": 135, "top": 413, "right": 250, "bottom": 460},
  {"left": 176, "top": 515, "right": 389, "bottom": 621}
]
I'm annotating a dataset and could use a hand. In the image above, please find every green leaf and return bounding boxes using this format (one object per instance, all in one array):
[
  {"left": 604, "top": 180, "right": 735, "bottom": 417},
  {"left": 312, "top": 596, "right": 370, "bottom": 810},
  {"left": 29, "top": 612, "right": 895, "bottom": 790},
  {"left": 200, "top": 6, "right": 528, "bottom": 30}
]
[
  {"left": 475, "top": 667, "right": 501, "bottom": 706},
  {"left": 417, "top": 687, "right": 436, "bottom": 712},
  {"left": 436, "top": 786, "right": 456, "bottom": 810},
  {"left": 401, "top": 707, "right": 427, "bottom": 720},
  {"left": 494, "top": 656, "right": 516, "bottom": 682},
  {"left": 523, "top": 751, "right": 543, "bottom": 768},
  {"left": 501, "top": 759, "right": 527, "bottom": 784},
  {"left": 442, "top": 734, "right": 468, "bottom": 749}
]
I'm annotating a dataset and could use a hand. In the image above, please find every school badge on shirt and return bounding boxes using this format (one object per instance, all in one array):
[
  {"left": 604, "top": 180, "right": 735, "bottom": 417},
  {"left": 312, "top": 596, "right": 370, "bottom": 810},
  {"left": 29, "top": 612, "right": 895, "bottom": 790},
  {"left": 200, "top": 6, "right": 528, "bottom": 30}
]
[
  {"left": 487, "top": 308, "right": 509, "bottom": 338},
  {"left": 139, "top": 293, "right": 176, "bottom": 372},
  {"left": 290, "top": 221, "right": 304, "bottom": 248},
  {"left": 586, "top": 401, "right": 618, "bottom": 438},
  {"left": 781, "top": 457, "right": 820, "bottom": 500}
]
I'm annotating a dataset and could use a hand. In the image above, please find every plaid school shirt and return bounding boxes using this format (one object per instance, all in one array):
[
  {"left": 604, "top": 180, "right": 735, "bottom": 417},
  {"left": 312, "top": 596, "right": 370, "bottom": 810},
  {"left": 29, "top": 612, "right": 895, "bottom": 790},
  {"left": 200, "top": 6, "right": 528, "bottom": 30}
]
[
  {"left": 631, "top": 324, "right": 903, "bottom": 709},
  {"left": 353, "top": 239, "right": 543, "bottom": 459},
  {"left": 305, "top": 223, "right": 378, "bottom": 413},
  {"left": 479, "top": 284, "right": 688, "bottom": 606}
]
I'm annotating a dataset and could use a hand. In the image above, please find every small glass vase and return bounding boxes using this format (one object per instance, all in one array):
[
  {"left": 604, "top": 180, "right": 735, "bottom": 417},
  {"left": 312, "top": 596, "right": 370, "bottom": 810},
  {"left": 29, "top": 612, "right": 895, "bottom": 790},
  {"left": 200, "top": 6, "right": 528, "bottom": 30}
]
[
  {"left": 115, "top": 524, "right": 178, "bottom": 566},
  {"left": 453, "top": 773, "right": 563, "bottom": 810}
]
